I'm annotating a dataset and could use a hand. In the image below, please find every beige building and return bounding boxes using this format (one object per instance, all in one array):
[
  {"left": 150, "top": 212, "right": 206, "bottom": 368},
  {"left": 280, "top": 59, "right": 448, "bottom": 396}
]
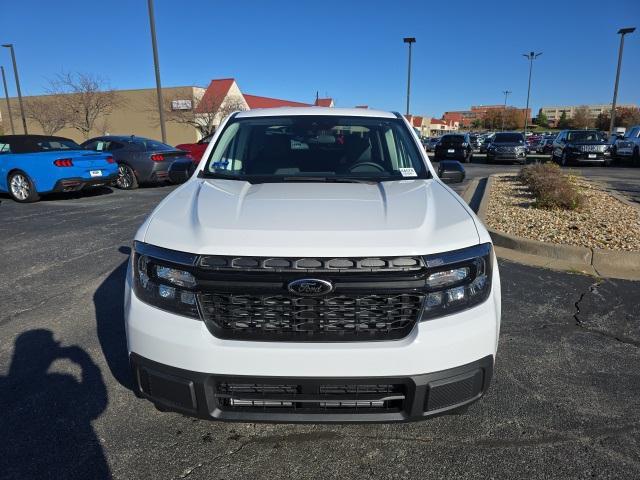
[
  {"left": 539, "top": 103, "right": 638, "bottom": 123},
  {"left": 0, "top": 78, "right": 334, "bottom": 146},
  {"left": 0, "top": 86, "right": 204, "bottom": 145}
]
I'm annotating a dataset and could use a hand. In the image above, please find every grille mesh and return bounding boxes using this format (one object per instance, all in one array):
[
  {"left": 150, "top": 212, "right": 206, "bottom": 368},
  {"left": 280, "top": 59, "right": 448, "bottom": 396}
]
[
  {"left": 579, "top": 144, "right": 605, "bottom": 152},
  {"left": 216, "top": 382, "right": 406, "bottom": 411},
  {"left": 199, "top": 293, "right": 424, "bottom": 341}
]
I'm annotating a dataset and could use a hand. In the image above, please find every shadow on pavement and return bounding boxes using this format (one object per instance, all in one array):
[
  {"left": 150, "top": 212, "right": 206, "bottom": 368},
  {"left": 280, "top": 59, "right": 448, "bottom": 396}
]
[
  {"left": 0, "top": 329, "right": 111, "bottom": 479},
  {"left": 95, "top": 247, "right": 133, "bottom": 390}
]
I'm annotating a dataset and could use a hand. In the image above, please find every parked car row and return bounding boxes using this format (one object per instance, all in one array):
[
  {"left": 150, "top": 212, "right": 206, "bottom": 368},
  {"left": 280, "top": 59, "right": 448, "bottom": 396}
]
[{"left": 0, "top": 133, "right": 211, "bottom": 202}]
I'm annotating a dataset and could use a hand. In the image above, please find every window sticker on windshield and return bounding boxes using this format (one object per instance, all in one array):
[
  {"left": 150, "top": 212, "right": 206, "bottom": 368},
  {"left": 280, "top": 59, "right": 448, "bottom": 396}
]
[
  {"left": 399, "top": 167, "right": 417, "bottom": 177},
  {"left": 213, "top": 160, "right": 229, "bottom": 169}
]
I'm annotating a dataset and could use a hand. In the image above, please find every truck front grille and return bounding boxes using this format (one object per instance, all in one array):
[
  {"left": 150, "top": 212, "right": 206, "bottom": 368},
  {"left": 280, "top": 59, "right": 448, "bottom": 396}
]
[
  {"left": 198, "top": 292, "right": 424, "bottom": 341},
  {"left": 579, "top": 144, "right": 605, "bottom": 152},
  {"left": 495, "top": 146, "right": 516, "bottom": 153},
  {"left": 216, "top": 381, "right": 406, "bottom": 411}
]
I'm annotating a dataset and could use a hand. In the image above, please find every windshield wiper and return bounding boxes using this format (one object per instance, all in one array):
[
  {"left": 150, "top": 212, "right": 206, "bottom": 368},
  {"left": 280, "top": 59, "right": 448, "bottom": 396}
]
[{"left": 282, "top": 176, "right": 378, "bottom": 184}]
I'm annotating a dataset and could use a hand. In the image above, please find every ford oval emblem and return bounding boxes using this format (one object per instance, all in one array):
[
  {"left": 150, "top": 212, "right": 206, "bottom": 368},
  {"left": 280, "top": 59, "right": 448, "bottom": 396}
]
[{"left": 288, "top": 278, "right": 333, "bottom": 297}]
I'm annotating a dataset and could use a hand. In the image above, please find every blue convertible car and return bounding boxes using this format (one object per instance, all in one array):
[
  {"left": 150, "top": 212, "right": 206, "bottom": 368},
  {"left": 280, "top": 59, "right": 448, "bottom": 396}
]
[{"left": 0, "top": 135, "right": 118, "bottom": 202}]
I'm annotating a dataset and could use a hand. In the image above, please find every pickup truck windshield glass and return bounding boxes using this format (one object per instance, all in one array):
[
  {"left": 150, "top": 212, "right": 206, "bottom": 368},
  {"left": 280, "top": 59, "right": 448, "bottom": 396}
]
[{"left": 203, "top": 116, "right": 429, "bottom": 181}]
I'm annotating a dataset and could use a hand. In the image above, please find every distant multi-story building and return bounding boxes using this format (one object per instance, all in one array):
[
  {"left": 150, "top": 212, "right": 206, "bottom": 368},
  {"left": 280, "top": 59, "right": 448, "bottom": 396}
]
[
  {"left": 539, "top": 103, "right": 638, "bottom": 125},
  {"left": 444, "top": 105, "right": 531, "bottom": 128}
]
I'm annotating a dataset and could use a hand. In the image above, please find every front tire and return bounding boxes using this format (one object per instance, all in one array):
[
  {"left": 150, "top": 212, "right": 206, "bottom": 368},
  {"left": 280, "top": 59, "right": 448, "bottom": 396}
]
[
  {"left": 116, "top": 164, "right": 139, "bottom": 190},
  {"left": 8, "top": 171, "right": 40, "bottom": 203},
  {"left": 561, "top": 151, "right": 569, "bottom": 167}
]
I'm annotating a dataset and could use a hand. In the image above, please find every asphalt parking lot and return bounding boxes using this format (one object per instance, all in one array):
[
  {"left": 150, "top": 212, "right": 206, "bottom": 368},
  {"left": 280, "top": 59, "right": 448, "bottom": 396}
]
[{"left": 1, "top": 180, "right": 639, "bottom": 480}]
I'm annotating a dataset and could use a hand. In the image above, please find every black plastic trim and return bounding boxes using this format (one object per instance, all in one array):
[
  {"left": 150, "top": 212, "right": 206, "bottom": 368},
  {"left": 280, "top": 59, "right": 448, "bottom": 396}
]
[{"left": 130, "top": 353, "right": 494, "bottom": 423}]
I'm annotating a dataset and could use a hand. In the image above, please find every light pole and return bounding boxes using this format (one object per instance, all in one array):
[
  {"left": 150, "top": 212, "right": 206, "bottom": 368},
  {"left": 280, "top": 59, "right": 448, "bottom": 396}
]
[
  {"left": 1, "top": 65, "right": 15, "bottom": 134},
  {"left": 522, "top": 51, "right": 542, "bottom": 135},
  {"left": 609, "top": 27, "right": 635, "bottom": 136},
  {"left": 501, "top": 90, "right": 511, "bottom": 131},
  {"left": 147, "top": 0, "right": 167, "bottom": 143},
  {"left": 2, "top": 44, "right": 27, "bottom": 134},
  {"left": 403, "top": 37, "right": 416, "bottom": 116}
]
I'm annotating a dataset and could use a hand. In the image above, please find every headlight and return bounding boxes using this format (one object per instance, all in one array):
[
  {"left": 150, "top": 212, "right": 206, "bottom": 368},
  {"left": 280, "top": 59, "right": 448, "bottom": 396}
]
[
  {"left": 132, "top": 241, "right": 199, "bottom": 318},
  {"left": 420, "top": 243, "right": 493, "bottom": 321}
]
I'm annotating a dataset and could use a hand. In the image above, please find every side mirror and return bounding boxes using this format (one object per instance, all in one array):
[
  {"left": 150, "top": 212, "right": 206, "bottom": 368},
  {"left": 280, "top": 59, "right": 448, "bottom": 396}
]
[{"left": 437, "top": 160, "right": 465, "bottom": 184}]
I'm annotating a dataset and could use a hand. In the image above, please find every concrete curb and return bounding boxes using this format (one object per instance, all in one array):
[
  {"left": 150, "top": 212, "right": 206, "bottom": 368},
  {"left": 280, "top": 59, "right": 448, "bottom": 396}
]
[{"left": 475, "top": 174, "right": 640, "bottom": 280}]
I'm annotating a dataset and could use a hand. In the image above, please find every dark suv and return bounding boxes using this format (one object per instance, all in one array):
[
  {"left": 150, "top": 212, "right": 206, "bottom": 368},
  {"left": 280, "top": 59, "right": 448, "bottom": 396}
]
[
  {"left": 486, "top": 132, "right": 527, "bottom": 164},
  {"left": 433, "top": 133, "right": 473, "bottom": 162},
  {"left": 551, "top": 130, "right": 612, "bottom": 166}
]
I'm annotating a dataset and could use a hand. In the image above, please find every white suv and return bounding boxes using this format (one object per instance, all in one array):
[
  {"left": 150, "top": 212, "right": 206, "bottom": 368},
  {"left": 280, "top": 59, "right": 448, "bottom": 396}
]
[{"left": 124, "top": 107, "right": 501, "bottom": 422}]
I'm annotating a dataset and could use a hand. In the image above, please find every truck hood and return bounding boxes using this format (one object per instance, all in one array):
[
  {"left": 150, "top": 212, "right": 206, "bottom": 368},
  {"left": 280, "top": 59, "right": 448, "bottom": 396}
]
[{"left": 141, "top": 178, "right": 480, "bottom": 257}]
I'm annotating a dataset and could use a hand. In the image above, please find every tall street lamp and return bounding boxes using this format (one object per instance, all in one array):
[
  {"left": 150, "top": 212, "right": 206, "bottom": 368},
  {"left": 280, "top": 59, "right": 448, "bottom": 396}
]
[
  {"left": 2, "top": 44, "right": 27, "bottom": 134},
  {"left": 609, "top": 27, "right": 635, "bottom": 136},
  {"left": 522, "top": 51, "right": 542, "bottom": 135},
  {"left": 1, "top": 65, "right": 16, "bottom": 134},
  {"left": 501, "top": 90, "right": 511, "bottom": 131},
  {"left": 147, "top": 0, "right": 167, "bottom": 143},
  {"left": 403, "top": 37, "right": 416, "bottom": 116}
]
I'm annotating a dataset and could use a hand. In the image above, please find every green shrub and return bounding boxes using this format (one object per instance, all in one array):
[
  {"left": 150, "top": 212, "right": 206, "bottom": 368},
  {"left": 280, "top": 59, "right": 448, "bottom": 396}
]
[{"left": 519, "top": 163, "right": 584, "bottom": 210}]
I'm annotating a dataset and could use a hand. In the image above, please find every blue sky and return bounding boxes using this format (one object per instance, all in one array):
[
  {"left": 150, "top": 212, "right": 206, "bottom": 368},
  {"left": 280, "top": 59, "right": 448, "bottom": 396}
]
[{"left": 1, "top": 0, "right": 639, "bottom": 117}]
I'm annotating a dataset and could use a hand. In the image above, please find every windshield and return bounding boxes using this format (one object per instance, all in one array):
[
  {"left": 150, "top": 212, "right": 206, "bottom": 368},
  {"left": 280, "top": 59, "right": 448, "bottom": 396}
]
[
  {"left": 493, "top": 133, "right": 524, "bottom": 143},
  {"left": 566, "top": 131, "right": 604, "bottom": 142},
  {"left": 439, "top": 135, "right": 464, "bottom": 145},
  {"left": 202, "top": 115, "right": 428, "bottom": 182}
]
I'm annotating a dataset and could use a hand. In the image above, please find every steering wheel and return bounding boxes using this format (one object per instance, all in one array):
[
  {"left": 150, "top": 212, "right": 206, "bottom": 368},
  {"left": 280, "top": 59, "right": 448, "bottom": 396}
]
[{"left": 348, "top": 162, "right": 386, "bottom": 173}]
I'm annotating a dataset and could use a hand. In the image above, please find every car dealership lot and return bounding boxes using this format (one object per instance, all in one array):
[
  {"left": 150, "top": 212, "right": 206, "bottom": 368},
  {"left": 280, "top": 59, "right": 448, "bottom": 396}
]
[{"left": 1, "top": 184, "right": 639, "bottom": 479}]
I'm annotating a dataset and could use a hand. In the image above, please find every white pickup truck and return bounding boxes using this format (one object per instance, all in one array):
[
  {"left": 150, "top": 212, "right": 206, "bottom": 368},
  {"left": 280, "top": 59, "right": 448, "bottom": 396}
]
[{"left": 124, "top": 107, "right": 501, "bottom": 423}]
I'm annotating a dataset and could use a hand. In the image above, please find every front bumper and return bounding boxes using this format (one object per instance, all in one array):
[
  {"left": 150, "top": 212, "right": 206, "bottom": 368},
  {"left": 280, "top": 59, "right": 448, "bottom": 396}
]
[
  {"left": 131, "top": 352, "right": 494, "bottom": 423},
  {"left": 487, "top": 150, "right": 527, "bottom": 161},
  {"left": 50, "top": 173, "right": 118, "bottom": 193},
  {"left": 566, "top": 152, "right": 608, "bottom": 163}
]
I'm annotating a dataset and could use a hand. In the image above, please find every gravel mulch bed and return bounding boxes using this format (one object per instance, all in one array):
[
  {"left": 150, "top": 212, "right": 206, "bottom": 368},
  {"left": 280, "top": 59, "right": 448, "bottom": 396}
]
[{"left": 485, "top": 175, "right": 640, "bottom": 251}]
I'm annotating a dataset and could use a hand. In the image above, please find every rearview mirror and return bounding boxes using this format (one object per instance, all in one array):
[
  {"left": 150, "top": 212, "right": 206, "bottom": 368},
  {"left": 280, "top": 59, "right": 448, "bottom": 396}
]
[{"left": 437, "top": 160, "right": 465, "bottom": 184}]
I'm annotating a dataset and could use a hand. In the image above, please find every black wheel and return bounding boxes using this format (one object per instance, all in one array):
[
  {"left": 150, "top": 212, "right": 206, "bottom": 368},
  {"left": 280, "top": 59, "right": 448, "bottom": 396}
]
[
  {"left": 633, "top": 147, "right": 640, "bottom": 167},
  {"left": 561, "top": 151, "right": 569, "bottom": 167},
  {"left": 8, "top": 171, "right": 40, "bottom": 203},
  {"left": 116, "top": 164, "right": 139, "bottom": 190}
]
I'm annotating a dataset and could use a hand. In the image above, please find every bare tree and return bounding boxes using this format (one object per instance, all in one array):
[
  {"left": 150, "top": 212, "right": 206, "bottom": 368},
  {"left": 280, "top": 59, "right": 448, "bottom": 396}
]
[
  {"left": 47, "top": 72, "right": 119, "bottom": 139},
  {"left": 146, "top": 90, "right": 246, "bottom": 137},
  {"left": 571, "top": 106, "right": 593, "bottom": 129},
  {"left": 24, "top": 96, "right": 69, "bottom": 135}
]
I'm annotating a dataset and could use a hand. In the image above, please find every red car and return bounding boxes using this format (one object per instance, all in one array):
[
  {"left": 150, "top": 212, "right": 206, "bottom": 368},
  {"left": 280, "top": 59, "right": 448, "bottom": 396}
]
[{"left": 175, "top": 134, "right": 212, "bottom": 163}]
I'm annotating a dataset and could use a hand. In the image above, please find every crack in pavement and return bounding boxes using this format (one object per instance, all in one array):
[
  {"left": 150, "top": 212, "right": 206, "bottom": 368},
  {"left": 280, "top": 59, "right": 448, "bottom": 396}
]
[{"left": 571, "top": 279, "right": 640, "bottom": 348}]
